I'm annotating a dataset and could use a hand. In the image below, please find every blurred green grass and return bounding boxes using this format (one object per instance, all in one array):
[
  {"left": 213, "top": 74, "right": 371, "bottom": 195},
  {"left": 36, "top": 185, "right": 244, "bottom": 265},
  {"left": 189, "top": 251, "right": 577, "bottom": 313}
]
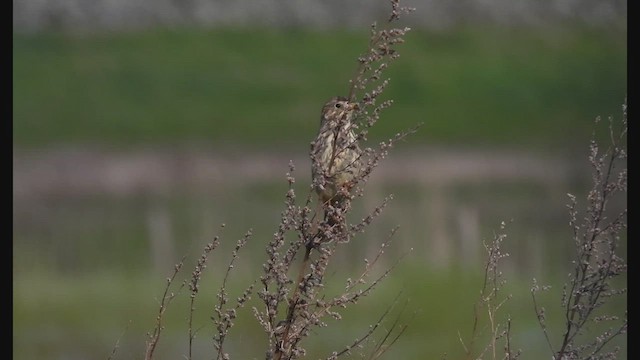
[
  {"left": 13, "top": 25, "right": 627, "bottom": 359},
  {"left": 13, "top": 26, "right": 626, "bottom": 150},
  {"left": 13, "top": 263, "right": 625, "bottom": 359},
  {"left": 12, "top": 178, "right": 627, "bottom": 358}
]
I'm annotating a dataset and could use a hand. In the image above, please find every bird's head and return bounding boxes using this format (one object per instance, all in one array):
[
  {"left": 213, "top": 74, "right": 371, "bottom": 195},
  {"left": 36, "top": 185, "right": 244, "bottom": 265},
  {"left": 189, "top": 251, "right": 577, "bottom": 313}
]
[{"left": 321, "top": 96, "right": 360, "bottom": 127}]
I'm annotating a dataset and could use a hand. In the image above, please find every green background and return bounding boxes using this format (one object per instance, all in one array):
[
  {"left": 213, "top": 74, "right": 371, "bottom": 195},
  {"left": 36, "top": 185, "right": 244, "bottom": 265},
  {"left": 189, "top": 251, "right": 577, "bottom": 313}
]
[{"left": 13, "top": 22, "right": 627, "bottom": 359}]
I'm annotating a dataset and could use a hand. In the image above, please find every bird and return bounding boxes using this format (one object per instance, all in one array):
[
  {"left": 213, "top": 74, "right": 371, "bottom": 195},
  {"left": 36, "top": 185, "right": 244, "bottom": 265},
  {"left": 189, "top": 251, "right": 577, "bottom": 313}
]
[
  {"left": 310, "top": 96, "right": 362, "bottom": 230},
  {"left": 279, "top": 96, "right": 362, "bottom": 346}
]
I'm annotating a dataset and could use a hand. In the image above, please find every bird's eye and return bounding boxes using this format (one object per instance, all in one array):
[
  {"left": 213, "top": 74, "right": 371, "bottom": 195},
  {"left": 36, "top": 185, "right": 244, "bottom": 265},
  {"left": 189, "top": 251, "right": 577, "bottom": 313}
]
[{"left": 335, "top": 103, "right": 342, "bottom": 109}]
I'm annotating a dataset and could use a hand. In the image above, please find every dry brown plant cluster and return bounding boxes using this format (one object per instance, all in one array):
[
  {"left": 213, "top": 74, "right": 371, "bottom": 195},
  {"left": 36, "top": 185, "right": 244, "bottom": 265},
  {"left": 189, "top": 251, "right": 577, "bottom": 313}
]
[
  {"left": 458, "top": 221, "right": 521, "bottom": 360},
  {"left": 142, "top": 1, "right": 417, "bottom": 359},
  {"left": 457, "top": 101, "right": 627, "bottom": 360},
  {"left": 132, "top": 1, "right": 627, "bottom": 358},
  {"left": 532, "top": 101, "right": 627, "bottom": 360}
]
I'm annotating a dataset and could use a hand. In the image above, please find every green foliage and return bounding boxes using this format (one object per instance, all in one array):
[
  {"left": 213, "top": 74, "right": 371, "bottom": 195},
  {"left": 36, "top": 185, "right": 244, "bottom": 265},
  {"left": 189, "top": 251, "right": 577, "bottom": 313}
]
[{"left": 13, "top": 26, "right": 626, "bottom": 150}]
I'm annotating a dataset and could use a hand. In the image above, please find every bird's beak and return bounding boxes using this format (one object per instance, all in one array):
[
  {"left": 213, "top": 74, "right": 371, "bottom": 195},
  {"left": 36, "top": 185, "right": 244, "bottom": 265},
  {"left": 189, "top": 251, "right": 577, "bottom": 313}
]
[{"left": 350, "top": 102, "right": 360, "bottom": 111}]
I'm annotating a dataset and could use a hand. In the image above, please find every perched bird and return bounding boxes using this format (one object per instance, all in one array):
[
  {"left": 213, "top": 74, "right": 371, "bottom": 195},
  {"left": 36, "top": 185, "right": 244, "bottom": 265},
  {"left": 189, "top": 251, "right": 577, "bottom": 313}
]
[{"left": 311, "top": 96, "right": 362, "bottom": 227}]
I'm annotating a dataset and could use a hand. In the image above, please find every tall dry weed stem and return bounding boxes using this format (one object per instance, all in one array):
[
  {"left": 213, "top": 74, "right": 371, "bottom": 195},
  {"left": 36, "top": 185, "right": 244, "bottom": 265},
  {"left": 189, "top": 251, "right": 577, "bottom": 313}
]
[
  {"left": 456, "top": 100, "right": 626, "bottom": 360},
  {"left": 532, "top": 100, "right": 627, "bottom": 360},
  {"left": 142, "top": 1, "right": 417, "bottom": 359},
  {"left": 458, "top": 221, "right": 521, "bottom": 360}
]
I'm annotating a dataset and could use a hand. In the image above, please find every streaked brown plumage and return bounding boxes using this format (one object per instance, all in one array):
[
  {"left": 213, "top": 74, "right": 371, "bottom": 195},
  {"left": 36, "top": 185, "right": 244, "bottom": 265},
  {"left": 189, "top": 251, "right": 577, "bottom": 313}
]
[{"left": 311, "top": 96, "right": 362, "bottom": 214}]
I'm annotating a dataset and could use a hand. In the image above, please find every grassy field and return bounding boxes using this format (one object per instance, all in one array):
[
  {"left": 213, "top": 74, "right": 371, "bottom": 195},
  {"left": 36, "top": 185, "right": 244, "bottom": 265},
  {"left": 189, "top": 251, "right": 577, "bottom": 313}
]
[
  {"left": 13, "top": 26, "right": 627, "bottom": 359},
  {"left": 13, "top": 173, "right": 627, "bottom": 358},
  {"left": 13, "top": 26, "right": 626, "bottom": 150},
  {"left": 13, "top": 259, "right": 626, "bottom": 359}
]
